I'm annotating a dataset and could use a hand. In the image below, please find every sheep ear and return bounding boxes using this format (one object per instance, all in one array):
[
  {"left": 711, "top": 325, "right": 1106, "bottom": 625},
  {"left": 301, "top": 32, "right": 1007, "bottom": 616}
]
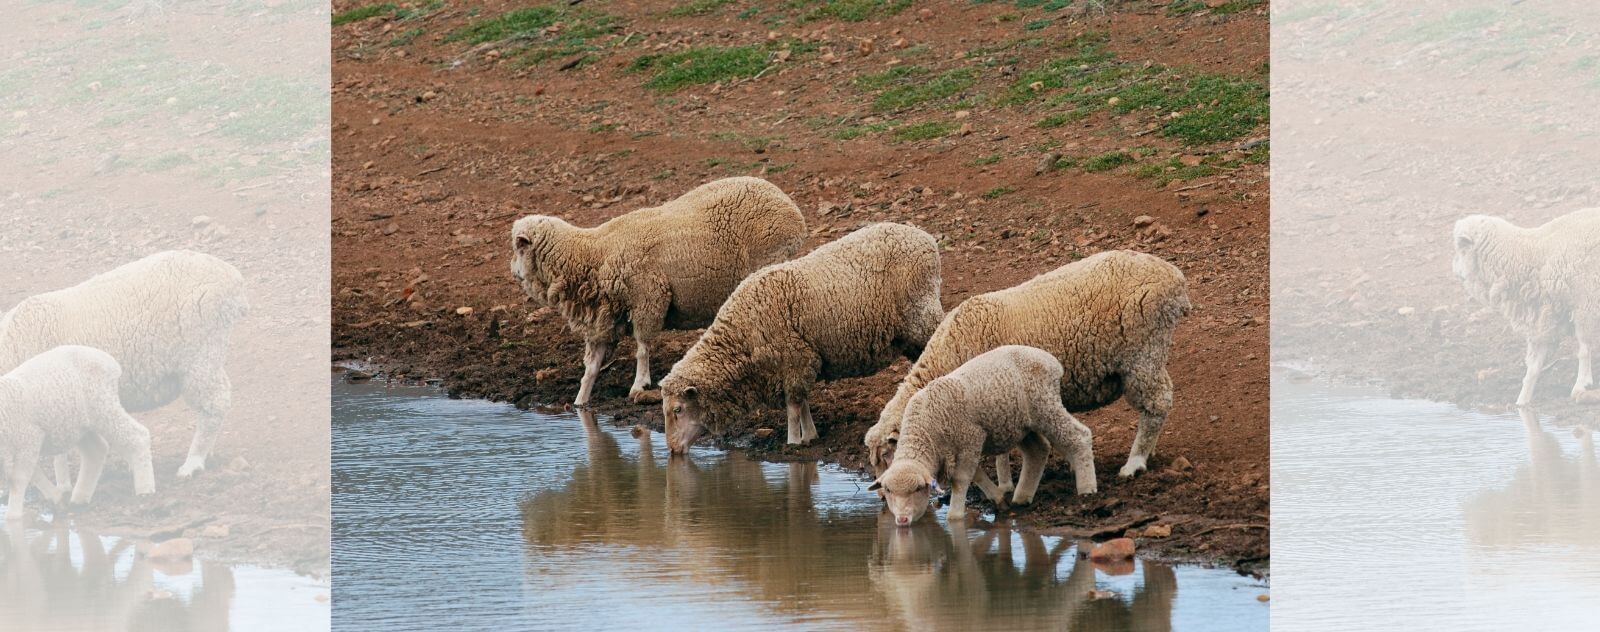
[
  {"left": 1455, "top": 235, "right": 1473, "bottom": 249},
  {"left": 867, "top": 479, "right": 882, "bottom": 492},
  {"left": 886, "top": 429, "right": 899, "bottom": 445},
  {"left": 514, "top": 235, "right": 532, "bottom": 249},
  {"left": 683, "top": 386, "right": 698, "bottom": 400},
  {"left": 928, "top": 479, "right": 941, "bottom": 492}
]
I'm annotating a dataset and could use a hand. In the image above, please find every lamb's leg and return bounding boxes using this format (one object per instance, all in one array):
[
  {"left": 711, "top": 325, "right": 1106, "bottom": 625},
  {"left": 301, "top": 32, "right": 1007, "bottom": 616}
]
[
  {"left": 103, "top": 413, "right": 155, "bottom": 496},
  {"left": 29, "top": 469, "right": 62, "bottom": 507},
  {"left": 945, "top": 455, "right": 978, "bottom": 522},
  {"left": 628, "top": 340, "right": 653, "bottom": 402},
  {"left": 1519, "top": 335, "right": 1557, "bottom": 407},
  {"left": 1012, "top": 433, "right": 1051, "bottom": 505},
  {"left": 574, "top": 337, "right": 613, "bottom": 407},
  {"left": 995, "top": 453, "right": 1014, "bottom": 495},
  {"left": 784, "top": 392, "right": 818, "bottom": 445},
  {"left": 6, "top": 443, "right": 39, "bottom": 523},
  {"left": 53, "top": 455, "right": 71, "bottom": 498},
  {"left": 1037, "top": 406, "right": 1098, "bottom": 493},
  {"left": 1573, "top": 318, "right": 1595, "bottom": 400},
  {"left": 1119, "top": 366, "right": 1172, "bottom": 478},
  {"left": 972, "top": 467, "right": 1007, "bottom": 506},
  {"left": 70, "top": 435, "right": 109, "bottom": 505},
  {"left": 178, "top": 360, "right": 232, "bottom": 478}
]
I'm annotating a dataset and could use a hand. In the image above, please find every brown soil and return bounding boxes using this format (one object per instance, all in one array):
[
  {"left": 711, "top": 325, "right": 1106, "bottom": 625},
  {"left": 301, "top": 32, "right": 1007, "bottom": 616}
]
[{"left": 332, "top": 0, "right": 1268, "bottom": 571}]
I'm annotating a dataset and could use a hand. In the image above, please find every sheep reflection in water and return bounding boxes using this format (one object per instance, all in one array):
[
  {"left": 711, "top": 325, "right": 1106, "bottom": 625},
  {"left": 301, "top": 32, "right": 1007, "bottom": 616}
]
[
  {"left": 1465, "top": 407, "right": 1600, "bottom": 550},
  {"left": 0, "top": 522, "right": 235, "bottom": 631},
  {"left": 517, "top": 409, "right": 1178, "bottom": 631}
]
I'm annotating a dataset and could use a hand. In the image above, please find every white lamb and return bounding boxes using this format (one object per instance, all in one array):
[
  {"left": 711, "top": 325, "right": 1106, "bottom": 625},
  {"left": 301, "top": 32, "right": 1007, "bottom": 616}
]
[
  {"left": 510, "top": 177, "right": 807, "bottom": 406},
  {"left": 1452, "top": 208, "right": 1600, "bottom": 405},
  {"left": 870, "top": 345, "right": 1096, "bottom": 525},
  {"left": 1, "top": 346, "right": 155, "bottom": 522},
  {"left": 0, "top": 250, "right": 247, "bottom": 478}
]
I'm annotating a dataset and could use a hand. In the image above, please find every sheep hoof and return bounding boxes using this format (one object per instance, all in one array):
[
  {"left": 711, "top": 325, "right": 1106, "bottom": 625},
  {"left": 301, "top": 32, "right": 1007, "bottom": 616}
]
[
  {"left": 176, "top": 462, "right": 205, "bottom": 479},
  {"left": 1117, "top": 462, "right": 1146, "bottom": 478},
  {"left": 628, "top": 388, "right": 662, "bottom": 404}
]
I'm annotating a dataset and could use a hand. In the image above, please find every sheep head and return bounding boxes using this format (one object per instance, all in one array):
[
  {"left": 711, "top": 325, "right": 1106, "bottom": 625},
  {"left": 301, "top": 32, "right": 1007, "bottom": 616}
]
[
  {"left": 661, "top": 382, "right": 708, "bottom": 455},
  {"left": 509, "top": 215, "right": 573, "bottom": 302},
  {"left": 869, "top": 459, "right": 937, "bottom": 526},
  {"left": 1451, "top": 214, "right": 1505, "bottom": 295}
]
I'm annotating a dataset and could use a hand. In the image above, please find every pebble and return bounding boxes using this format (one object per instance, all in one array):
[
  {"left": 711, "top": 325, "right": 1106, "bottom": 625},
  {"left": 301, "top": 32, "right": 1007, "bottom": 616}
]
[{"left": 1089, "top": 537, "right": 1135, "bottom": 561}]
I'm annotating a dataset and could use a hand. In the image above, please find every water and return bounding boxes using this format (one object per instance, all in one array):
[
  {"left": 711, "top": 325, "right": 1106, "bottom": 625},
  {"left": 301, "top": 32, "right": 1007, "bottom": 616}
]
[
  {"left": 1274, "top": 371, "right": 1600, "bottom": 630},
  {"left": 0, "top": 523, "right": 329, "bottom": 631},
  {"left": 332, "top": 381, "right": 1267, "bottom": 631}
]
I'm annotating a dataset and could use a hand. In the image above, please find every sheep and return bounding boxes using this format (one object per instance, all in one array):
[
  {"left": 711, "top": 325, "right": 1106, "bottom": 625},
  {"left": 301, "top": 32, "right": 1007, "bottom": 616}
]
[
  {"left": 659, "top": 222, "right": 945, "bottom": 454},
  {"left": 0, "top": 250, "right": 247, "bottom": 479},
  {"left": 509, "top": 177, "right": 807, "bottom": 406},
  {"left": 1, "top": 346, "right": 155, "bottom": 522},
  {"left": 868, "top": 345, "right": 1096, "bottom": 524},
  {"left": 1452, "top": 208, "right": 1600, "bottom": 406},
  {"left": 865, "top": 249, "right": 1190, "bottom": 480}
]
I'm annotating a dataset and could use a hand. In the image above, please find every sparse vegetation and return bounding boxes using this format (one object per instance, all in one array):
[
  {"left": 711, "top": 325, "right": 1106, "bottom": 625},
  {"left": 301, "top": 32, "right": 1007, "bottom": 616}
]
[
  {"left": 1036, "top": 109, "right": 1090, "bottom": 127},
  {"left": 854, "top": 66, "right": 977, "bottom": 112},
  {"left": 630, "top": 45, "right": 771, "bottom": 91},
  {"left": 832, "top": 121, "right": 894, "bottom": 140},
  {"left": 1133, "top": 156, "right": 1218, "bottom": 187},
  {"left": 891, "top": 121, "right": 958, "bottom": 142},
  {"left": 972, "top": 153, "right": 1004, "bottom": 166},
  {"left": 981, "top": 185, "right": 1016, "bottom": 199},
  {"left": 796, "top": 0, "right": 914, "bottom": 22},
  {"left": 668, "top": 0, "right": 735, "bottom": 17},
  {"left": 1082, "top": 151, "right": 1133, "bottom": 172},
  {"left": 389, "top": 27, "right": 425, "bottom": 46},
  {"left": 333, "top": 3, "right": 397, "bottom": 25},
  {"left": 1167, "top": 0, "right": 1264, "bottom": 16},
  {"left": 444, "top": 5, "right": 621, "bottom": 65}
]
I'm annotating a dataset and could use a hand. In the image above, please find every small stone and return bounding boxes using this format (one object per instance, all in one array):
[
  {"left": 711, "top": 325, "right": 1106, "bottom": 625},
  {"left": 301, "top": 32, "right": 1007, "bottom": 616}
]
[
  {"left": 1257, "top": 594, "right": 1270, "bottom": 602},
  {"left": 1029, "top": 81, "right": 1045, "bottom": 91},
  {"left": 1133, "top": 215, "right": 1156, "bottom": 228},
  {"left": 382, "top": 223, "right": 398, "bottom": 235},
  {"left": 534, "top": 367, "right": 558, "bottom": 382},
  {"left": 1171, "top": 455, "right": 1193, "bottom": 471},
  {"left": 1142, "top": 524, "right": 1172, "bottom": 538},
  {"left": 1397, "top": 306, "right": 1416, "bottom": 316},
  {"left": 957, "top": 122, "right": 973, "bottom": 136},
  {"left": 754, "top": 428, "right": 776, "bottom": 438},
  {"left": 146, "top": 538, "right": 195, "bottom": 560},
  {"left": 200, "top": 524, "right": 231, "bottom": 538},
  {"left": 191, "top": 215, "right": 212, "bottom": 228},
  {"left": 421, "top": 90, "right": 437, "bottom": 101},
  {"left": 1107, "top": 96, "right": 1121, "bottom": 106},
  {"left": 346, "top": 370, "right": 373, "bottom": 382},
  {"left": 1089, "top": 538, "right": 1135, "bottom": 561},
  {"left": 953, "top": 110, "right": 971, "bottom": 119},
  {"left": 1036, "top": 152, "right": 1062, "bottom": 175},
  {"left": 455, "top": 306, "right": 474, "bottom": 316},
  {"left": 371, "top": 117, "right": 381, "bottom": 126}
]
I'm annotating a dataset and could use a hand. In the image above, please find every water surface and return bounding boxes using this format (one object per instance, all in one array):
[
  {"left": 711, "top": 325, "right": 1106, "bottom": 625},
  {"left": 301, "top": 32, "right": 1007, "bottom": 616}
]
[
  {"left": 332, "top": 381, "right": 1266, "bottom": 631},
  {"left": 1274, "top": 371, "right": 1600, "bottom": 630}
]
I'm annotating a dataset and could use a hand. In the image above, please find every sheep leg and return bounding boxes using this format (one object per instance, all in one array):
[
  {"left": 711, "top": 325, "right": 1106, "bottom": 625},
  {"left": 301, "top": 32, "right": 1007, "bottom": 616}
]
[
  {"left": 104, "top": 414, "right": 155, "bottom": 496},
  {"left": 971, "top": 467, "right": 1007, "bottom": 507},
  {"left": 1037, "top": 407, "right": 1098, "bottom": 493},
  {"left": 574, "top": 338, "right": 613, "bottom": 407},
  {"left": 945, "top": 455, "right": 978, "bottom": 522},
  {"left": 784, "top": 393, "right": 818, "bottom": 445},
  {"left": 1519, "top": 335, "right": 1557, "bottom": 407},
  {"left": 6, "top": 442, "right": 39, "bottom": 523},
  {"left": 29, "top": 469, "right": 62, "bottom": 507},
  {"left": 70, "top": 434, "right": 109, "bottom": 506},
  {"left": 628, "top": 340, "right": 653, "bottom": 401},
  {"left": 53, "top": 455, "right": 71, "bottom": 498},
  {"left": 178, "top": 361, "right": 231, "bottom": 478},
  {"left": 1012, "top": 433, "right": 1051, "bottom": 505},
  {"left": 995, "top": 453, "right": 1014, "bottom": 495},
  {"left": 1119, "top": 366, "right": 1173, "bottom": 478},
  {"left": 1573, "top": 318, "right": 1594, "bottom": 399}
]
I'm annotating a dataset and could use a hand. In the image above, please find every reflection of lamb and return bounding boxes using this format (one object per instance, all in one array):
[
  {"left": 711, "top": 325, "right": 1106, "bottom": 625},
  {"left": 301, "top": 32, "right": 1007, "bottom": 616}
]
[
  {"left": 1452, "top": 208, "right": 1600, "bottom": 405},
  {"left": 1, "top": 346, "right": 154, "bottom": 521},
  {"left": 0, "top": 251, "right": 246, "bottom": 478}
]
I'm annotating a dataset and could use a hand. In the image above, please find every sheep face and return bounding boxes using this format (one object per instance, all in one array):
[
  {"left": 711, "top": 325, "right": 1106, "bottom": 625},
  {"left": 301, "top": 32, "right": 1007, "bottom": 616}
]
[
  {"left": 869, "top": 461, "right": 936, "bottom": 526},
  {"left": 1451, "top": 215, "right": 1496, "bottom": 288},
  {"left": 509, "top": 216, "right": 564, "bottom": 302},
  {"left": 662, "top": 386, "right": 708, "bottom": 454}
]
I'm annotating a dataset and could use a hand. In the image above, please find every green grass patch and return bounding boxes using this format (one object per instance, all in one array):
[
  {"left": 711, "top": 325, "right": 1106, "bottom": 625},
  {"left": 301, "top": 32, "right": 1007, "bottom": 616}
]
[
  {"left": 1035, "top": 109, "right": 1090, "bottom": 127},
  {"left": 631, "top": 45, "right": 771, "bottom": 91},
  {"left": 891, "top": 121, "right": 958, "bottom": 142},
  {"left": 668, "top": 0, "right": 735, "bottom": 16},
  {"left": 1166, "top": 0, "right": 1263, "bottom": 16},
  {"left": 972, "top": 153, "right": 1004, "bottom": 166},
  {"left": 1024, "top": 19, "right": 1051, "bottom": 30},
  {"left": 389, "top": 27, "right": 425, "bottom": 46},
  {"left": 1082, "top": 151, "right": 1132, "bottom": 172},
  {"left": 981, "top": 185, "right": 1015, "bottom": 199},
  {"left": 832, "top": 121, "right": 894, "bottom": 140},
  {"left": 444, "top": 5, "right": 620, "bottom": 67},
  {"left": 796, "top": 0, "right": 914, "bottom": 22},
  {"left": 333, "top": 3, "right": 396, "bottom": 25},
  {"left": 1133, "top": 156, "right": 1217, "bottom": 186},
  {"left": 855, "top": 66, "right": 976, "bottom": 112}
]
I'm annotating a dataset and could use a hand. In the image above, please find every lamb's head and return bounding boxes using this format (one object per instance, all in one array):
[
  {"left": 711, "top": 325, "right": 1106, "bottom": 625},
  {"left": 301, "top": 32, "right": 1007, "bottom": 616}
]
[
  {"left": 869, "top": 459, "right": 938, "bottom": 526},
  {"left": 509, "top": 215, "right": 572, "bottom": 301},
  {"left": 660, "top": 377, "right": 709, "bottom": 455},
  {"left": 865, "top": 421, "right": 901, "bottom": 476},
  {"left": 1451, "top": 214, "right": 1508, "bottom": 292}
]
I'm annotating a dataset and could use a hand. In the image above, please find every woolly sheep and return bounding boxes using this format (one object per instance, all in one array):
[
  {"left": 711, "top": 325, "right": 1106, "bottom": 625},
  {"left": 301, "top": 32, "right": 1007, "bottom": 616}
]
[
  {"left": 510, "top": 177, "right": 807, "bottom": 406},
  {"left": 1452, "top": 208, "right": 1600, "bottom": 405},
  {"left": 865, "top": 249, "right": 1190, "bottom": 479},
  {"left": 0, "top": 250, "right": 247, "bottom": 479},
  {"left": 868, "top": 346, "right": 1096, "bottom": 524},
  {"left": 659, "top": 222, "right": 945, "bottom": 454},
  {"left": 1, "top": 346, "right": 154, "bottom": 522}
]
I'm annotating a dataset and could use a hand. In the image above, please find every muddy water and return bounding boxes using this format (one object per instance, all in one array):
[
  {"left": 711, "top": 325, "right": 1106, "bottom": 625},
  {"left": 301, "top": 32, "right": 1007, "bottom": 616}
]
[
  {"left": 0, "top": 522, "right": 329, "bottom": 631},
  {"left": 332, "top": 381, "right": 1266, "bottom": 631},
  {"left": 1274, "top": 371, "right": 1600, "bottom": 630}
]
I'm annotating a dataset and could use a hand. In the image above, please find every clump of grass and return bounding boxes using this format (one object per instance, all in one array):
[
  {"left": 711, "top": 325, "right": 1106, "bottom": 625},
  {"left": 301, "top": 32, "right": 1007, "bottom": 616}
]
[
  {"left": 444, "top": 5, "right": 620, "bottom": 65},
  {"left": 333, "top": 3, "right": 396, "bottom": 25},
  {"left": 1167, "top": 0, "right": 1264, "bottom": 16},
  {"left": 892, "top": 121, "right": 958, "bottom": 142},
  {"left": 393, "top": 0, "right": 444, "bottom": 20},
  {"left": 631, "top": 45, "right": 771, "bottom": 91},
  {"left": 668, "top": 0, "right": 735, "bottom": 17},
  {"left": 1024, "top": 19, "right": 1051, "bottom": 30},
  {"left": 982, "top": 185, "right": 1015, "bottom": 199},
  {"left": 972, "top": 153, "right": 1004, "bottom": 166},
  {"left": 588, "top": 122, "right": 619, "bottom": 133},
  {"left": 855, "top": 66, "right": 976, "bottom": 112},
  {"left": 389, "top": 27, "right": 425, "bottom": 46},
  {"left": 1036, "top": 109, "right": 1089, "bottom": 127},
  {"left": 798, "top": 0, "right": 914, "bottom": 22},
  {"left": 833, "top": 121, "right": 894, "bottom": 140},
  {"left": 1133, "top": 156, "right": 1217, "bottom": 187},
  {"left": 1082, "top": 151, "right": 1132, "bottom": 172}
]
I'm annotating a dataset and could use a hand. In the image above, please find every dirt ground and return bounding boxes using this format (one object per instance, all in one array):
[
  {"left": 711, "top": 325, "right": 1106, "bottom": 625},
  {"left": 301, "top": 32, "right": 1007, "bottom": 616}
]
[
  {"left": 332, "top": 0, "right": 1268, "bottom": 570},
  {"left": 2, "top": 2, "right": 330, "bottom": 574}
]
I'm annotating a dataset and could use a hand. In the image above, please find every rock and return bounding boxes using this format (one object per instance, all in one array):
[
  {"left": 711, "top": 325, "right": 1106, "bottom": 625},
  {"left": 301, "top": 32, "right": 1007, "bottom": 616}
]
[
  {"left": 1089, "top": 537, "right": 1135, "bottom": 561},
  {"left": 1133, "top": 215, "right": 1156, "bottom": 228},
  {"left": 145, "top": 538, "right": 195, "bottom": 560},
  {"left": 420, "top": 90, "right": 437, "bottom": 101},
  {"left": 200, "top": 524, "right": 231, "bottom": 538},
  {"left": 346, "top": 370, "right": 373, "bottom": 382},
  {"left": 1107, "top": 96, "right": 1121, "bottom": 107},
  {"left": 1029, "top": 81, "right": 1045, "bottom": 91},
  {"left": 1142, "top": 524, "right": 1172, "bottom": 538},
  {"left": 958, "top": 122, "right": 973, "bottom": 136},
  {"left": 953, "top": 110, "right": 971, "bottom": 119},
  {"left": 191, "top": 215, "right": 212, "bottom": 228},
  {"left": 754, "top": 428, "right": 776, "bottom": 439},
  {"left": 1036, "top": 152, "right": 1062, "bottom": 175},
  {"left": 1397, "top": 306, "right": 1416, "bottom": 316},
  {"left": 534, "top": 367, "right": 558, "bottom": 382},
  {"left": 382, "top": 223, "right": 398, "bottom": 235},
  {"left": 455, "top": 306, "right": 474, "bottom": 316},
  {"left": 1171, "top": 455, "right": 1193, "bottom": 471},
  {"left": 1257, "top": 594, "right": 1270, "bottom": 602}
]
